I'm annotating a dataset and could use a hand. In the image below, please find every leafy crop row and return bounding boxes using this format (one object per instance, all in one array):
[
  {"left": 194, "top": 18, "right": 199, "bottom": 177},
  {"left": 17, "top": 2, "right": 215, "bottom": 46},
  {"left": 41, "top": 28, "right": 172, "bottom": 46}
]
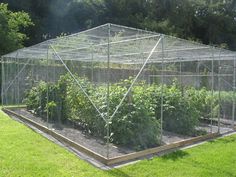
[{"left": 24, "top": 73, "right": 232, "bottom": 150}]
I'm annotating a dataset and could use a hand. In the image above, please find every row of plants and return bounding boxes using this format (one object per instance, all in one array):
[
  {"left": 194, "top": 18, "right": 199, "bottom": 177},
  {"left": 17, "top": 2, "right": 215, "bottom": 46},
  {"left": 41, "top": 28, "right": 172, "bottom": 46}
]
[
  {"left": 23, "top": 73, "right": 233, "bottom": 150},
  {"left": 24, "top": 74, "right": 160, "bottom": 149}
]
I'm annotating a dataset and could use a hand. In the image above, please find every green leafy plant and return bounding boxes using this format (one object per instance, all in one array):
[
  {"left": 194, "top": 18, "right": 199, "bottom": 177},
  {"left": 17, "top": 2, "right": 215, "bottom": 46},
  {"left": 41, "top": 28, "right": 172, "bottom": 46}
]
[
  {"left": 108, "top": 81, "right": 161, "bottom": 149},
  {"left": 25, "top": 73, "right": 235, "bottom": 149},
  {"left": 46, "top": 101, "right": 57, "bottom": 119},
  {"left": 153, "top": 84, "right": 199, "bottom": 136}
]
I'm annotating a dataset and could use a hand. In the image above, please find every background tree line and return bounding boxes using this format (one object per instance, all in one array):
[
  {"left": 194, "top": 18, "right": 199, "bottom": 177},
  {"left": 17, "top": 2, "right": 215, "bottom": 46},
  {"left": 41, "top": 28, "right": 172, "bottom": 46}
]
[{"left": 0, "top": 0, "right": 236, "bottom": 55}]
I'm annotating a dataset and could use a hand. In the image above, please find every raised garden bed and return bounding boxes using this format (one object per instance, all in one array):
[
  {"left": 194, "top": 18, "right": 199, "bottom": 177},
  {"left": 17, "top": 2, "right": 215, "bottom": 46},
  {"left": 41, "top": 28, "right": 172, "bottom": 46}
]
[{"left": 4, "top": 107, "right": 229, "bottom": 165}]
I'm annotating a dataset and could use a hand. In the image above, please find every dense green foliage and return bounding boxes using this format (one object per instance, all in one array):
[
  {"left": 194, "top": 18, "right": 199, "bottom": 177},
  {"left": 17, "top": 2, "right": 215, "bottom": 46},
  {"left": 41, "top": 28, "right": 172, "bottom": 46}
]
[
  {"left": 0, "top": 3, "right": 33, "bottom": 56},
  {"left": 2, "top": 0, "right": 236, "bottom": 50},
  {"left": 108, "top": 82, "right": 160, "bottom": 148},
  {"left": 24, "top": 77, "right": 69, "bottom": 123},
  {"left": 0, "top": 3, "right": 33, "bottom": 103},
  {"left": 159, "top": 85, "right": 200, "bottom": 135},
  {"left": 24, "top": 73, "right": 231, "bottom": 149},
  {"left": 24, "top": 74, "right": 161, "bottom": 149}
]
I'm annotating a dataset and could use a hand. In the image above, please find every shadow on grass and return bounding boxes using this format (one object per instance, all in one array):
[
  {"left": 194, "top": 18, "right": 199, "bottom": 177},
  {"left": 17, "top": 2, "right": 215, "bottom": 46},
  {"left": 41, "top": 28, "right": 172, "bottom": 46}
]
[
  {"left": 208, "top": 135, "right": 236, "bottom": 144},
  {"left": 162, "top": 150, "right": 189, "bottom": 161},
  {"left": 104, "top": 151, "right": 189, "bottom": 177}
]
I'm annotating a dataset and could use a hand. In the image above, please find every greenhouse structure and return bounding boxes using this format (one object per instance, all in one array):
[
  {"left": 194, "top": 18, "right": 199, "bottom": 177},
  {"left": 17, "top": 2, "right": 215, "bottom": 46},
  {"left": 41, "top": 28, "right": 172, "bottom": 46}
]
[{"left": 1, "top": 23, "right": 236, "bottom": 165}]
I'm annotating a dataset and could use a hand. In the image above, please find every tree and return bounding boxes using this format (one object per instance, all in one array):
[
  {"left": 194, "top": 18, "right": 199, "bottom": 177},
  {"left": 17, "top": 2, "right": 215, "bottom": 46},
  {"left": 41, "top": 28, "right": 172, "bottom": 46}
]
[
  {"left": 2, "top": 0, "right": 236, "bottom": 50},
  {"left": 0, "top": 3, "right": 33, "bottom": 56},
  {"left": 0, "top": 3, "right": 33, "bottom": 104}
]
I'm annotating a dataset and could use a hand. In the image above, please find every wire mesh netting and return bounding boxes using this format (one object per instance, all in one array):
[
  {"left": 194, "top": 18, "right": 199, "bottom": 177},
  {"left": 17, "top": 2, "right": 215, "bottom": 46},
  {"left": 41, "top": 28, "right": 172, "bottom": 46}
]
[{"left": 2, "top": 23, "right": 236, "bottom": 160}]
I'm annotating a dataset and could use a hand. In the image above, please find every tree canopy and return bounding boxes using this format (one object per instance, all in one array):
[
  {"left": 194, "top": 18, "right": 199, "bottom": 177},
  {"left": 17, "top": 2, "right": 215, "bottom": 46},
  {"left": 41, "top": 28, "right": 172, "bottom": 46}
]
[
  {"left": 0, "top": 3, "right": 33, "bottom": 56},
  {"left": 1, "top": 0, "right": 236, "bottom": 53}
]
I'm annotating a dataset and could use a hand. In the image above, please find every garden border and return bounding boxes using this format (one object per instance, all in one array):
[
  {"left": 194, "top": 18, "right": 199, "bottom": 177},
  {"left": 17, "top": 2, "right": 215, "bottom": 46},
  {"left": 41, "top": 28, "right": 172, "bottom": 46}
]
[{"left": 3, "top": 107, "right": 221, "bottom": 166}]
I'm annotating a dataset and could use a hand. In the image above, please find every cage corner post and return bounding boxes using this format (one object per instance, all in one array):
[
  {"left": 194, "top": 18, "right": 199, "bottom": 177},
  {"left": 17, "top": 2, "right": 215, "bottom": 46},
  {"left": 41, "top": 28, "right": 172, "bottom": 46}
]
[
  {"left": 217, "top": 51, "right": 222, "bottom": 134},
  {"left": 1, "top": 56, "right": 4, "bottom": 108},
  {"left": 91, "top": 45, "right": 94, "bottom": 83},
  {"left": 232, "top": 55, "right": 236, "bottom": 130},
  {"left": 16, "top": 51, "right": 20, "bottom": 107},
  {"left": 46, "top": 46, "right": 50, "bottom": 129},
  {"left": 106, "top": 23, "right": 111, "bottom": 159},
  {"left": 210, "top": 46, "right": 215, "bottom": 133},
  {"left": 160, "top": 34, "right": 165, "bottom": 143}
]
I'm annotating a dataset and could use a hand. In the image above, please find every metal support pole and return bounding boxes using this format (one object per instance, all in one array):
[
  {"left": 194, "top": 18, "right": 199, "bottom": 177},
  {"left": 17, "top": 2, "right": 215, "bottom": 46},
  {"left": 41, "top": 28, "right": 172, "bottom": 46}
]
[
  {"left": 142, "top": 52, "right": 145, "bottom": 81},
  {"left": 232, "top": 57, "right": 236, "bottom": 129},
  {"left": 180, "top": 61, "right": 182, "bottom": 83},
  {"left": 110, "top": 37, "right": 162, "bottom": 120},
  {"left": 196, "top": 61, "right": 201, "bottom": 89},
  {"left": 46, "top": 47, "right": 49, "bottom": 129},
  {"left": 50, "top": 45, "right": 107, "bottom": 122},
  {"left": 160, "top": 35, "right": 164, "bottom": 143},
  {"left": 106, "top": 23, "right": 111, "bottom": 159},
  {"left": 179, "top": 60, "right": 183, "bottom": 96},
  {"left": 16, "top": 52, "right": 20, "bottom": 106},
  {"left": 91, "top": 46, "right": 94, "bottom": 83},
  {"left": 1, "top": 57, "right": 4, "bottom": 107},
  {"left": 210, "top": 47, "right": 214, "bottom": 133},
  {"left": 218, "top": 62, "right": 221, "bottom": 133},
  {"left": 2, "top": 58, "right": 30, "bottom": 97},
  {"left": 14, "top": 55, "right": 16, "bottom": 105}
]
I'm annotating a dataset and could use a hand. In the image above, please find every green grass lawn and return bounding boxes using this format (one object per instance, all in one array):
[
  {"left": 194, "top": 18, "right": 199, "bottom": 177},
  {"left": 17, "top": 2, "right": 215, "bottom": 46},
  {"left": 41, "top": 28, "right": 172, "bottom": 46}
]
[{"left": 0, "top": 110, "right": 236, "bottom": 177}]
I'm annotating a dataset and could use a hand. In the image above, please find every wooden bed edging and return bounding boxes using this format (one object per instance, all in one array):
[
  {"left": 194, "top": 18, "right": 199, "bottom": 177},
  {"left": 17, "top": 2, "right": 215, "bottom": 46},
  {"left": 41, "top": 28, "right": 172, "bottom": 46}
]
[
  {"left": 2, "top": 108, "right": 108, "bottom": 164},
  {"left": 3, "top": 107, "right": 221, "bottom": 166},
  {"left": 106, "top": 132, "right": 220, "bottom": 165}
]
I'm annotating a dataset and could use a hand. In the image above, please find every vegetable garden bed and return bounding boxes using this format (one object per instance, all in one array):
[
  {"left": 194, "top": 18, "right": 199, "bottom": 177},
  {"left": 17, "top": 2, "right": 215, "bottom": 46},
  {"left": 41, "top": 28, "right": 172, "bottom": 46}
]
[{"left": 4, "top": 107, "right": 232, "bottom": 165}]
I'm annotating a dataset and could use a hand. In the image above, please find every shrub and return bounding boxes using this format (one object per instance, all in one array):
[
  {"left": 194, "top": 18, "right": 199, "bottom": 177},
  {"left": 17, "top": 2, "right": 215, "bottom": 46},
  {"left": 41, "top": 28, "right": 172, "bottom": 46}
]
[
  {"left": 24, "top": 81, "right": 47, "bottom": 115},
  {"left": 153, "top": 84, "right": 199, "bottom": 136},
  {"left": 109, "top": 82, "right": 161, "bottom": 149},
  {"left": 25, "top": 76, "right": 161, "bottom": 149},
  {"left": 67, "top": 76, "right": 104, "bottom": 135},
  {"left": 24, "top": 74, "right": 71, "bottom": 123},
  {"left": 50, "top": 74, "right": 71, "bottom": 122},
  {"left": 186, "top": 87, "right": 214, "bottom": 120},
  {"left": 68, "top": 78, "right": 161, "bottom": 149}
]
